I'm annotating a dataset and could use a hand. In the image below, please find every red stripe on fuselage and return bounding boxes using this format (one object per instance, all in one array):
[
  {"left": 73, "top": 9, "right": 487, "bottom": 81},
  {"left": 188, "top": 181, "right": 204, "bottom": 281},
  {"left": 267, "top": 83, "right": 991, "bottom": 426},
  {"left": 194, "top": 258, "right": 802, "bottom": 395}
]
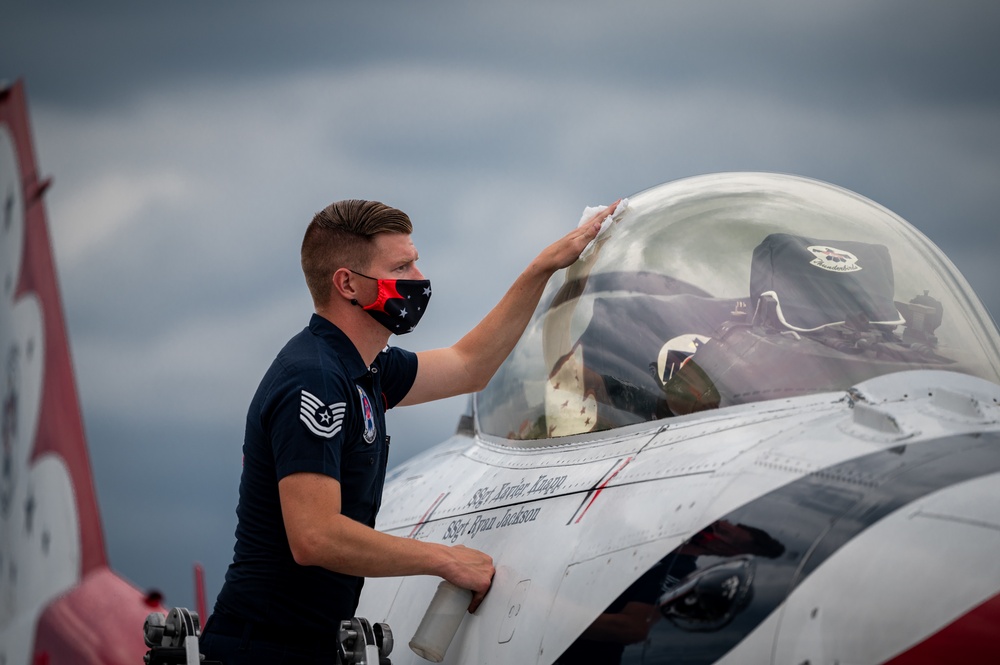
[
  {"left": 574, "top": 457, "right": 632, "bottom": 523},
  {"left": 883, "top": 591, "right": 1000, "bottom": 664}
]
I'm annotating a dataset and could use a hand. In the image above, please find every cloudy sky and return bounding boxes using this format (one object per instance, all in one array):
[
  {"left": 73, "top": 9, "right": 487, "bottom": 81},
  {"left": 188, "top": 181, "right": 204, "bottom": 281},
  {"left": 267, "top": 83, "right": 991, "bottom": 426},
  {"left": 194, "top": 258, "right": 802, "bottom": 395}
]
[{"left": 6, "top": 1, "right": 999, "bottom": 613}]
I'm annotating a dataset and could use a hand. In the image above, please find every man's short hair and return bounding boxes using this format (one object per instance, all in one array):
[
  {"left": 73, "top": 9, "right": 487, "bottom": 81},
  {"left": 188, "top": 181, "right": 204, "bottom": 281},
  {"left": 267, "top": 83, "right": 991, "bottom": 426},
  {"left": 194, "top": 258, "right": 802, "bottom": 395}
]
[{"left": 301, "top": 199, "right": 413, "bottom": 305}]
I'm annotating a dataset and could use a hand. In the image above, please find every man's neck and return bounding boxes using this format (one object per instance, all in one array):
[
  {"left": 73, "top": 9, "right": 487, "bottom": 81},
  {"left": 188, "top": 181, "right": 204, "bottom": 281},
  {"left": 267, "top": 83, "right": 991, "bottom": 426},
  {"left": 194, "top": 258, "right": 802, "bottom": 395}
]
[{"left": 315, "top": 308, "right": 391, "bottom": 367}]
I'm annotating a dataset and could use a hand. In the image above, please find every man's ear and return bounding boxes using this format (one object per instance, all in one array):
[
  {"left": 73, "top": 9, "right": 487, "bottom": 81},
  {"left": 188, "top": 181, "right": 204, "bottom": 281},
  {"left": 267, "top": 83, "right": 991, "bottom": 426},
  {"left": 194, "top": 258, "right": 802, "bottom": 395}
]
[{"left": 332, "top": 267, "right": 358, "bottom": 302}]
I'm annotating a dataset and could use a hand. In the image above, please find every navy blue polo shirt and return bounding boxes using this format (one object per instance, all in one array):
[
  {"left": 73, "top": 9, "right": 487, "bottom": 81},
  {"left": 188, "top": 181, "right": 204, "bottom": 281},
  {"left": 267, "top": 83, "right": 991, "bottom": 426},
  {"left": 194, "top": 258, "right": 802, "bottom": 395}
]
[{"left": 214, "top": 314, "right": 418, "bottom": 633}]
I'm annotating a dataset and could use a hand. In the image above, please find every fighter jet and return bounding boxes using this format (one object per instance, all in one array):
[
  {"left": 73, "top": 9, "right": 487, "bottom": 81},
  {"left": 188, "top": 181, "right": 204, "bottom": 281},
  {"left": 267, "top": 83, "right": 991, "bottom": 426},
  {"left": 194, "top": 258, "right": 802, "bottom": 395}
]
[
  {"left": 4, "top": 75, "right": 999, "bottom": 664},
  {"left": 356, "top": 172, "right": 1000, "bottom": 664}
]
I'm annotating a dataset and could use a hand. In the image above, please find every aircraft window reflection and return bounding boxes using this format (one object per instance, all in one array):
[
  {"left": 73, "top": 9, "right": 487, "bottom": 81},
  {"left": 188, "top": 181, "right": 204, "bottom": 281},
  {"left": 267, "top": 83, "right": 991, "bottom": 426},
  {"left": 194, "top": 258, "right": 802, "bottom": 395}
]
[
  {"left": 476, "top": 173, "right": 1000, "bottom": 442},
  {"left": 554, "top": 520, "right": 786, "bottom": 665}
]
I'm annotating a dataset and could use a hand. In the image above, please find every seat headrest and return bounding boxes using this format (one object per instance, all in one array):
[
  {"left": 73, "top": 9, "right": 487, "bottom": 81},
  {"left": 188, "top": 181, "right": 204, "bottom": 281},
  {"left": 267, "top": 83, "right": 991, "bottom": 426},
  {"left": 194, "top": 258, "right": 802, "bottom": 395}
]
[{"left": 750, "top": 233, "right": 903, "bottom": 332}]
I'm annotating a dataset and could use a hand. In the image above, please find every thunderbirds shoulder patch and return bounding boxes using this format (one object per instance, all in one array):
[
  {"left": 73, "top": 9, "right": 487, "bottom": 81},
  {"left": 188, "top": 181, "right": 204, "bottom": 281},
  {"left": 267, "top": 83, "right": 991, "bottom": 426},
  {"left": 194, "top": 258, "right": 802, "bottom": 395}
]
[{"left": 357, "top": 386, "right": 377, "bottom": 444}]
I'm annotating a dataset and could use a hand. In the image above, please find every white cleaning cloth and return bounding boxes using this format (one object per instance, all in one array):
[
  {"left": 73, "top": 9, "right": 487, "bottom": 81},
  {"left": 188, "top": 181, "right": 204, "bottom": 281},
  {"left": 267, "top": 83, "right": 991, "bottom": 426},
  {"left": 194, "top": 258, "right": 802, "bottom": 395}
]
[{"left": 577, "top": 198, "right": 629, "bottom": 255}]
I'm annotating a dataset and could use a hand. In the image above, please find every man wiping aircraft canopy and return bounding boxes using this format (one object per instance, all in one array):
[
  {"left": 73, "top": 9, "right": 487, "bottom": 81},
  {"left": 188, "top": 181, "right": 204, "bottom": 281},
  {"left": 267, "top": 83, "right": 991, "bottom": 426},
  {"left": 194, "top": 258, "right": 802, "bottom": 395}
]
[
  {"left": 200, "top": 198, "right": 620, "bottom": 664},
  {"left": 475, "top": 173, "right": 1000, "bottom": 441}
]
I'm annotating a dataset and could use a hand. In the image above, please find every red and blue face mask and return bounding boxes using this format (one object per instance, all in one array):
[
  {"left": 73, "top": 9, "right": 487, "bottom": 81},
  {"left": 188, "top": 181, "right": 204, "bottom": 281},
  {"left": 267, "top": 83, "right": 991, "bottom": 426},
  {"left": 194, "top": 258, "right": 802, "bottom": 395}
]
[{"left": 350, "top": 270, "right": 432, "bottom": 335}]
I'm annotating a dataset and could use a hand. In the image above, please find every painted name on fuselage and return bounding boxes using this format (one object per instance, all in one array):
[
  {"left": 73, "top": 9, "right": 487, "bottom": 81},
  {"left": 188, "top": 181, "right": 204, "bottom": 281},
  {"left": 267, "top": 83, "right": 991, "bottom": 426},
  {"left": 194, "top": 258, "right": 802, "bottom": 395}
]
[
  {"left": 438, "top": 473, "right": 568, "bottom": 543},
  {"left": 443, "top": 504, "right": 543, "bottom": 543},
  {"left": 465, "top": 473, "right": 568, "bottom": 510}
]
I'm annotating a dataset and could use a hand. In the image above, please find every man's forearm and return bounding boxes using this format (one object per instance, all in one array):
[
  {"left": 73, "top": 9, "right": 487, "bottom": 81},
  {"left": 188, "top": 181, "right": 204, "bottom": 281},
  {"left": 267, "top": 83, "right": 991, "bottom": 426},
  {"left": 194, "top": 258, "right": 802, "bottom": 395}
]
[
  {"left": 403, "top": 207, "right": 614, "bottom": 406},
  {"left": 298, "top": 513, "right": 444, "bottom": 577},
  {"left": 449, "top": 205, "right": 614, "bottom": 391},
  {"left": 295, "top": 513, "right": 495, "bottom": 609},
  {"left": 450, "top": 261, "right": 555, "bottom": 391},
  {"left": 295, "top": 513, "right": 493, "bottom": 596}
]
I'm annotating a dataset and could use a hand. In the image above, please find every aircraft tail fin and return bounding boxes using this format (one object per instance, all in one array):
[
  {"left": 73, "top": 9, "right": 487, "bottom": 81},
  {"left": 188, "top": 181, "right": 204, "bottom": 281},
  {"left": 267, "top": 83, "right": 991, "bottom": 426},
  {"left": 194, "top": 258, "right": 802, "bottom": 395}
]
[
  {"left": 2, "top": 78, "right": 107, "bottom": 575},
  {"left": 1, "top": 79, "right": 158, "bottom": 665}
]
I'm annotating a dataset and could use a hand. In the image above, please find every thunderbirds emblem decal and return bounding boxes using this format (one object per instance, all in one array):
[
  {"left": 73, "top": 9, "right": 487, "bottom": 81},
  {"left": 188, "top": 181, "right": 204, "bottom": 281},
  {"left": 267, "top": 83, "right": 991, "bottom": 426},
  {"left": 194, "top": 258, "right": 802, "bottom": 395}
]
[
  {"left": 807, "top": 245, "right": 862, "bottom": 273},
  {"left": 300, "top": 390, "right": 346, "bottom": 439}
]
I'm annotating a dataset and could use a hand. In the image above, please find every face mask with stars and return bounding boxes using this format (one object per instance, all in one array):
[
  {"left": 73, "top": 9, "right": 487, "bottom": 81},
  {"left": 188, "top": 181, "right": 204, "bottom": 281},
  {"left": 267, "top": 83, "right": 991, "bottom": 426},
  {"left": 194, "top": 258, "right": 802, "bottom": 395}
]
[{"left": 351, "top": 271, "right": 432, "bottom": 335}]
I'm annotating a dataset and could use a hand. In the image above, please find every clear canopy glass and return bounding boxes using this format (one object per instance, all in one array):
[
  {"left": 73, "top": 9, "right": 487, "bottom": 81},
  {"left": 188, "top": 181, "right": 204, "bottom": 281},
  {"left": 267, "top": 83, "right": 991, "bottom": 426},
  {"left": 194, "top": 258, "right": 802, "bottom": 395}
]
[{"left": 476, "top": 173, "right": 1000, "bottom": 441}]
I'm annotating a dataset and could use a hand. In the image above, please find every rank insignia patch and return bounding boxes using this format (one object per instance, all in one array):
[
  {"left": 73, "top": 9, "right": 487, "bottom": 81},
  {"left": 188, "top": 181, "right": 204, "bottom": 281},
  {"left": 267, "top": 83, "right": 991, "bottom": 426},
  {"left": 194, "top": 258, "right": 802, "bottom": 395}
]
[{"left": 300, "top": 390, "right": 346, "bottom": 439}]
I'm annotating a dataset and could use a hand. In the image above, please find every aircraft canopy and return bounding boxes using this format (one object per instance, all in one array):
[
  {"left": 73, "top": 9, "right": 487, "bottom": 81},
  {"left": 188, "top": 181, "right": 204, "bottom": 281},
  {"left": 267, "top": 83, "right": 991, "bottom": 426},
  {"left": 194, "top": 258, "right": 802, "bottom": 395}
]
[{"left": 475, "top": 173, "right": 1000, "bottom": 441}]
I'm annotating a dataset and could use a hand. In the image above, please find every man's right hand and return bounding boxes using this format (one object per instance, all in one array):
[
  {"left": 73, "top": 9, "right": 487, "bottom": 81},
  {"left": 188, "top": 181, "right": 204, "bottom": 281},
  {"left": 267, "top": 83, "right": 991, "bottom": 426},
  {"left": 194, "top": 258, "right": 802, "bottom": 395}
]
[{"left": 443, "top": 544, "right": 495, "bottom": 613}]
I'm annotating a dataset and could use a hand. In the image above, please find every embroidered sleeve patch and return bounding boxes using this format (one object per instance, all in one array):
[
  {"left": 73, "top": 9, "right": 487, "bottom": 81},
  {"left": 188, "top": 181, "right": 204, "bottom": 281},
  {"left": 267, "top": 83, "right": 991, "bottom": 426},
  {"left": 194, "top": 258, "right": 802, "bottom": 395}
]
[{"left": 299, "top": 390, "right": 346, "bottom": 439}]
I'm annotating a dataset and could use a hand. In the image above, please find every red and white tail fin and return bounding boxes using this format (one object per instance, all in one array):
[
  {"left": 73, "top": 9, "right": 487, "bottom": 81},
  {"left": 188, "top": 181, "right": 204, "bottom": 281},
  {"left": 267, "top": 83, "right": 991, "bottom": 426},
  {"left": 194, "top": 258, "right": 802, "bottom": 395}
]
[{"left": 1, "top": 79, "right": 159, "bottom": 665}]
